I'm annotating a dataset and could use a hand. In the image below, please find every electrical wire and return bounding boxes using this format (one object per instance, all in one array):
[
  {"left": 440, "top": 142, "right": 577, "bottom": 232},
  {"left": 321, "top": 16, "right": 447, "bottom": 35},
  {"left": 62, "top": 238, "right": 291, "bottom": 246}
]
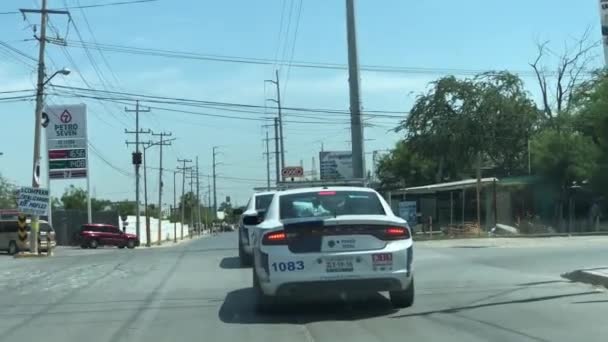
[
  {"left": 0, "top": 0, "right": 158, "bottom": 15},
  {"left": 56, "top": 39, "right": 563, "bottom": 77},
  {"left": 48, "top": 84, "right": 408, "bottom": 117}
]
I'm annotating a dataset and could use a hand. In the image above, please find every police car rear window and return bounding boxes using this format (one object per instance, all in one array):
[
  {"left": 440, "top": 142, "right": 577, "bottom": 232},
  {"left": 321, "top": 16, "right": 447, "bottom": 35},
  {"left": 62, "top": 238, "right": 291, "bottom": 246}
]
[
  {"left": 279, "top": 191, "right": 385, "bottom": 219},
  {"left": 255, "top": 194, "right": 274, "bottom": 211}
]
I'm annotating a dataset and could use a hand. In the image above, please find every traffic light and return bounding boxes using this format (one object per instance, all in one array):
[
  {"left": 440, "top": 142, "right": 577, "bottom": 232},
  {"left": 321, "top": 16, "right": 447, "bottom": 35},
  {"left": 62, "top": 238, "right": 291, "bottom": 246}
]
[{"left": 132, "top": 152, "right": 142, "bottom": 165}]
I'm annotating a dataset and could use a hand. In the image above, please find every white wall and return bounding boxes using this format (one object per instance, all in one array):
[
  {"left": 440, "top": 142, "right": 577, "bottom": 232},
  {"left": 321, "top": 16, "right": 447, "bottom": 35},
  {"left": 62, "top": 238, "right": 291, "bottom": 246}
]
[{"left": 118, "top": 215, "right": 191, "bottom": 245}]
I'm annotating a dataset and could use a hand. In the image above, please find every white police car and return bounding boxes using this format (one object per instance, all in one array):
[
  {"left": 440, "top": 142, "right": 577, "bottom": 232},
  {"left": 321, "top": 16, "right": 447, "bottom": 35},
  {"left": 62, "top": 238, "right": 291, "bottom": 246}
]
[
  {"left": 251, "top": 186, "right": 414, "bottom": 312},
  {"left": 238, "top": 191, "right": 276, "bottom": 266}
]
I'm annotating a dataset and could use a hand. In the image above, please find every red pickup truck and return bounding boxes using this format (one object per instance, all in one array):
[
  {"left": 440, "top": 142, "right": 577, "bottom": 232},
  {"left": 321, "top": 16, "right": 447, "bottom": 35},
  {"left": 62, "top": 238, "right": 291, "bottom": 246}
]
[{"left": 79, "top": 224, "right": 140, "bottom": 249}]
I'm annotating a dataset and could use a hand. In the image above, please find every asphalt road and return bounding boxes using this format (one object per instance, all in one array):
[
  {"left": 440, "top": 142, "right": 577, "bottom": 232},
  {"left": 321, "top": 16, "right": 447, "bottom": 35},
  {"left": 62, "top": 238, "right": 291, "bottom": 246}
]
[{"left": 1, "top": 233, "right": 607, "bottom": 342}]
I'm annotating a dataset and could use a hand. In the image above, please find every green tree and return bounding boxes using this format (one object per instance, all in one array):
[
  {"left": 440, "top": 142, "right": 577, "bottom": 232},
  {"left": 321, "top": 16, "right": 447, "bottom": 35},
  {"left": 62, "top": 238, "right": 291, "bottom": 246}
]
[
  {"left": 376, "top": 140, "right": 437, "bottom": 189},
  {"left": 116, "top": 200, "right": 137, "bottom": 216},
  {"left": 570, "top": 70, "right": 608, "bottom": 197},
  {"left": 531, "top": 129, "right": 599, "bottom": 188},
  {"left": 60, "top": 185, "right": 88, "bottom": 210},
  {"left": 0, "top": 173, "right": 16, "bottom": 208},
  {"left": 60, "top": 185, "right": 113, "bottom": 212},
  {"left": 389, "top": 72, "right": 539, "bottom": 185}
]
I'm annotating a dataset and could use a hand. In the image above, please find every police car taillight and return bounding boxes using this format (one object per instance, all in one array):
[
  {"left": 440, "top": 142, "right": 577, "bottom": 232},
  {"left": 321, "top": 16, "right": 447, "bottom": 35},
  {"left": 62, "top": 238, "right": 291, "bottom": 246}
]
[
  {"left": 383, "top": 227, "right": 410, "bottom": 240},
  {"left": 262, "top": 230, "right": 287, "bottom": 245}
]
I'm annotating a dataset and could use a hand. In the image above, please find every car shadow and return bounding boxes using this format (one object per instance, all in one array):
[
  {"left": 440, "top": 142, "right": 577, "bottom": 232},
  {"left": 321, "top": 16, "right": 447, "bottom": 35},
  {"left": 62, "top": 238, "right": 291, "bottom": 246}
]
[
  {"left": 390, "top": 290, "right": 599, "bottom": 319},
  {"left": 218, "top": 287, "right": 398, "bottom": 324},
  {"left": 219, "top": 256, "right": 248, "bottom": 269}
]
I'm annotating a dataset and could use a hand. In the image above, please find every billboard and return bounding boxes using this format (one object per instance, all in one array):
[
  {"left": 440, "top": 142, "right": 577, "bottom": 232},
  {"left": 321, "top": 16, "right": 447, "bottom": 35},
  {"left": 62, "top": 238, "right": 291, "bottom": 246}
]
[
  {"left": 398, "top": 201, "right": 417, "bottom": 226},
  {"left": 319, "top": 151, "right": 353, "bottom": 180},
  {"left": 600, "top": 0, "right": 608, "bottom": 64},
  {"left": 44, "top": 104, "right": 88, "bottom": 179}
]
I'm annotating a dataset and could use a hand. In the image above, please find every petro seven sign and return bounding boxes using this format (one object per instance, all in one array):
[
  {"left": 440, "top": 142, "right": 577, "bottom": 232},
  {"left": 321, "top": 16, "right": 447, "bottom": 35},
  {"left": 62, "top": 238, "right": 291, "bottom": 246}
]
[{"left": 44, "top": 104, "right": 88, "bottom": 179}]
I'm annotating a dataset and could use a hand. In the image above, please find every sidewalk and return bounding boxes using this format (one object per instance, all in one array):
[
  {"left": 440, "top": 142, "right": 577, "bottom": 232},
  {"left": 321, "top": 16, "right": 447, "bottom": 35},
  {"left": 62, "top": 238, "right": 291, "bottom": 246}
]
[{"left": 562, "top": 267, "right": 608, "bottom": 288}]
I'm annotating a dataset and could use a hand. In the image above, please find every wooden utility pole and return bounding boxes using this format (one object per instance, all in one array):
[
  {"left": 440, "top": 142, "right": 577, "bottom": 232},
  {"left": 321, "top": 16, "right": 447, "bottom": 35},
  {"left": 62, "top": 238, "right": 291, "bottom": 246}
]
[
  {"left": 151, "top": 132, "right": 172, "bottom": 245},
  {"left": 125, "top": 101, "right": 151, "bottom": 239},
  {"left": 177, "top": 158, "right": 192, "bottom": 240}
]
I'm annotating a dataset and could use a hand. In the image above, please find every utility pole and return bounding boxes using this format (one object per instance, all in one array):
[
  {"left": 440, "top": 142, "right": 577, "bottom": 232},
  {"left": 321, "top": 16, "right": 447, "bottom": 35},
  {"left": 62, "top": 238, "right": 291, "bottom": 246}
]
[
  {"left": 177, "top": 158, "right": 192, "bottom": 240},
  {"left": 196, "top": 156, "right": 201, "bottom": 235},
  {"left": 207, "top": 175, "right": 212, "bottom": 229},
  {"left": 274, "top": 118, "right": 280, "bottom": 185},
  {"left": 212, "top": 146, "right": 220, "bottom": 219},
  {"left": 264, "top": 130, "right": 271, "bottom": 190},
  {"left": 189, "top": 168, "right": 194, "bottom": 238},
  {"left": 476, "top": 151, "right": 482, "bottom": 232},
  {"left": 126, "top": 136, "right": 152, "bottom": 244},
  {"left": 173, "top": 169, "right": 178, "bottom": 243},
  {"left": 125, "top": 100, "right": 151, "bottom": 240},
  {"left": 266, "top": 71, "right": 285, "bottom": 176},
  {"left": 21, "top": 0, "right": 70, "bottom": 254},
  {"left": 151, "top": 132, "right": 172, "bottom": 245},
  {"left": 345, "top": 0, "right": 365, "bottom": 179}
]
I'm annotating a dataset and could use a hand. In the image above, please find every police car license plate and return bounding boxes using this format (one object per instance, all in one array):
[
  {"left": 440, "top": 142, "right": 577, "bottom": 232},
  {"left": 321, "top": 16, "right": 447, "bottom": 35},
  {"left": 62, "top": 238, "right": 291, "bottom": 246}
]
[{"left": 325, "top": 257, "right": 354, "bottom": 273}]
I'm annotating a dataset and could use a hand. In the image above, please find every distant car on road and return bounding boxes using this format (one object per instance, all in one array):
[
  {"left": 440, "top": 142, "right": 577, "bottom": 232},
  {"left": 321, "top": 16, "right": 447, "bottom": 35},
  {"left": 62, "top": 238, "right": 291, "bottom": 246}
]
[
  {"left": 251, "top": 186, "right": 414, "bottom": 312},
  {"left": 79, "top": 224, "right": 140, "bottom": 249},
  {"left": 238, "top": 191, "right": 276, "bottom": 266}
]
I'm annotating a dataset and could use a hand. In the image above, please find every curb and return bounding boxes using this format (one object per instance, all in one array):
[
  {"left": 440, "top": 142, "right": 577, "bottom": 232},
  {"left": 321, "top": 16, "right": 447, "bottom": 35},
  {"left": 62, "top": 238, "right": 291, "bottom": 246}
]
[
  {"left": 13, "top": 253, "right": 51, "bottom": 259},
  {"left": 562, "top": 268, "right": 608, "bottom": 289},
  {"left": 414, "top": 231, "right": 608, "bottom": 241},
  {"left": 142, "top": 232, "right": 209, "bottom": 249}
]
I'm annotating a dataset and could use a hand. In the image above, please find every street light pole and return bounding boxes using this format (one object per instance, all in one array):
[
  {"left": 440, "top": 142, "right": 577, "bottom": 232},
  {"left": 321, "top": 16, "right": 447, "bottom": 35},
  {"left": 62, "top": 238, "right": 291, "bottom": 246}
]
[{"left": 23, "top": 0, "right": 70, "bottom": 254}]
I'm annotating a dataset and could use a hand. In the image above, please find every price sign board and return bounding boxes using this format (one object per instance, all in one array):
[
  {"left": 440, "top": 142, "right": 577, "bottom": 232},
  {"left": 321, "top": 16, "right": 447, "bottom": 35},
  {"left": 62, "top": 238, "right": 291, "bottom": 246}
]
[
  {"left": 49, "top": 159, "right": 87, "bottom": 170},
  {"left": 45, "top": 104, "right": 88, "bottom": 180},
  {"left": 48, "top": 149, "right": 86, "bottom": 160}
]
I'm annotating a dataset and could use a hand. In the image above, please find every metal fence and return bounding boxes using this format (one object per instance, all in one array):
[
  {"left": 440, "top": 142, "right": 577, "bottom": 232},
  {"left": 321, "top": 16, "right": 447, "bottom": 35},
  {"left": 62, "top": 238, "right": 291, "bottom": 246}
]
[{"left": 52, "top": 209, "right": 118, "bottom": 245}]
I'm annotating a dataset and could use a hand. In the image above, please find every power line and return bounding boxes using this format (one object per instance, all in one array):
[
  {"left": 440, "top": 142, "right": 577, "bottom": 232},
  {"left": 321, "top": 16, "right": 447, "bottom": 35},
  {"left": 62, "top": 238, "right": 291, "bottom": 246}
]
[
  {"left": 56, "top": 38, "right": 561, "bottom": 77},
  {"left": 282, "top": 0, "right": 303, "bottom": 101},
  {"left": 0, "top": 40, "right": 37, "bottom": 61},
  {"left": 88, "top": 142, "right": 134, "bottom": 177},
  {"left": 48, "top": 84, "right": 407, "bottom": 116},
  {"left": 75, "top": 0, "right": 122, "bottom": 86},
  {"left": 0, "top": 0, "right": 158, "bottom": 15},
  {"left": 272, "top": 0, "right": 288, "bottom": 72}
]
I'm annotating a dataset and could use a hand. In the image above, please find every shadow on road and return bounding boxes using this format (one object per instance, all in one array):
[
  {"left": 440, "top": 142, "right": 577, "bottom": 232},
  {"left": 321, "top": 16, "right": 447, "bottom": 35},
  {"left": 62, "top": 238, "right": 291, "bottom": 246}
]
[
  {"left": 218, "top": 287, "right": 397, "bottom": 324},
  {"left": 219, "top": 257, "right": 248, "bottom": 269},
  {"left": 391, "top": 291, "right": 600, "bottom": 318}
]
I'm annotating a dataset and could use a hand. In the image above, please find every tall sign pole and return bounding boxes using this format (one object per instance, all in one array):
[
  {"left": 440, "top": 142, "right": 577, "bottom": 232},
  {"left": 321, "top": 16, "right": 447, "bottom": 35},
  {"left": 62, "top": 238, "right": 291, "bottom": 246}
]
[
  {"left": 345, "top": 0, "right": 365, "bottom": 179},
  {"left": 600, "top": 0, "right": 608, "bottom": 64}
]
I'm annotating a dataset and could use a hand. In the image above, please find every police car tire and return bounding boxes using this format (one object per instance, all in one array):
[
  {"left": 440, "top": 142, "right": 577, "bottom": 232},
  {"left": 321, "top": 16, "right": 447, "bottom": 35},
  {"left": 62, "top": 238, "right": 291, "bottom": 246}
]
[
  {"left": 239, "top": 242, "right": 252, "bottom": 267},
  {"left": 253, "top": 268, "right": 276, "bottom": 313},
  {"left": 390, "top": 278, "right": 415, "bottom": 308}
]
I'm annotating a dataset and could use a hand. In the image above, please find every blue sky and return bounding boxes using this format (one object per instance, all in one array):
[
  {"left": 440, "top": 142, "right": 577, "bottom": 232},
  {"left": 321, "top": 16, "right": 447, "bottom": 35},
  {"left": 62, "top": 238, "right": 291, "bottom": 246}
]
[{"left": 0, "top": 0, "right": 604, "bottom": 207}]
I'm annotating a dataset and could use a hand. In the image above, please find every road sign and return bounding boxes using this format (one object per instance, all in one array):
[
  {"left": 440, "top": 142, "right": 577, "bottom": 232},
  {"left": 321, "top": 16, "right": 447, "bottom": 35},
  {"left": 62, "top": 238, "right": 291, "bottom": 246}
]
[
  {"left": 282, "top": 166, "right": 304, "bottom": 178},
  {"left": 49, "top": 169, "right": 87, "bottom": 179},
  {"left": 320, "top": 151, "right": 353, "bottom": 180},
  {"left": 48, "top": 148, "right": 86, "bottom": 160},
  {"left": 49, "top": 159, "right": 87, "bottom": 170},
  {"left": 18, "top": 187, "right": 50, "bottom": 216}
]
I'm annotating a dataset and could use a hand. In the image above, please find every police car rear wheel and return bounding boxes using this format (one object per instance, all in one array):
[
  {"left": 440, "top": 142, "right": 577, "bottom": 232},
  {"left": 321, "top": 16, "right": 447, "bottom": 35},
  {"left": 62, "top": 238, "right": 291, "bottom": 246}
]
[
  {"left": 389, "top": 278, "right": 415, "bottom": 308},
  {"left": 253, "top": 268, "right": 276, "bottom": 313}
]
